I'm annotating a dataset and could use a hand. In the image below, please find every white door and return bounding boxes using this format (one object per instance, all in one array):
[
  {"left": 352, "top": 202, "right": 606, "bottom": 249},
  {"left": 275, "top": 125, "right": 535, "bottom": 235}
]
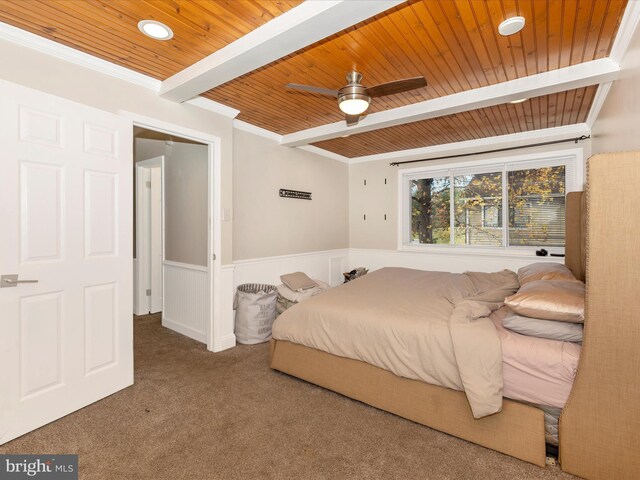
[
  {"left": 134, "top": 157, "right": 163, "bottom": 315},
  {"left": 0, "top": 80, "right": 133, "bottom": 444},
  {"left": 150, "top": 166, "right": 163, "bottom": 313}
]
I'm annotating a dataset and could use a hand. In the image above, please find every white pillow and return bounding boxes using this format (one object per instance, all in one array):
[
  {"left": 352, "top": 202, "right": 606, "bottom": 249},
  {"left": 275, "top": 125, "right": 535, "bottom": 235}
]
[{"left": 503, "top": 313, "right": 583, "bottom": 343}]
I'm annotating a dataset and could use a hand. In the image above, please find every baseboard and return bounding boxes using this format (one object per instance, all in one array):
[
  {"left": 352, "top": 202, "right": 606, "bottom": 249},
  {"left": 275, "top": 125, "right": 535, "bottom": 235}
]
[
  {"left": 212, "top": 265, "right": 236, "bottom": 353},
  {"left": 162, "top": 317, "right": 207, "bottom": 344},
  {"left": 213, "top": 333, "right": 237, "bottom": 352}
]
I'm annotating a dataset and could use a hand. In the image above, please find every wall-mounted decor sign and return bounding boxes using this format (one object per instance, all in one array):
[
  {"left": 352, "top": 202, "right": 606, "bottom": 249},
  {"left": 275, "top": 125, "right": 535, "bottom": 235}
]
[{"left": 279, "top": 189, "right": 312, "bottom": 200}]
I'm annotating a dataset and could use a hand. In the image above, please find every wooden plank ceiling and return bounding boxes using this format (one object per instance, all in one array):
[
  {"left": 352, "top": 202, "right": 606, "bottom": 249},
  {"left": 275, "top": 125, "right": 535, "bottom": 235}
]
[
  {"left": 204, "top": 0, "right": 626, "bottom": 133},
  {"left": 312, "top": 86, "right": 597, "bottom": 158},
  {"left": 0, "top": 0, "right": 627, "bottom": 158},
  {"left": 0, "top": 0, "right": 303, "bottom": 79}
]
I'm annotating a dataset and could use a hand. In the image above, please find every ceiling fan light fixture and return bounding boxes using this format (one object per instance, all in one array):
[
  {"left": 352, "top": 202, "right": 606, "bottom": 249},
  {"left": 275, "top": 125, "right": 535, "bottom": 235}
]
[
  {"left": 138, "top": 20, "right": 173, "bottom": 40},
  {"left": 498, "top": 16, "right": 525, "bottom": 36},
  {"left": 338, "top": 94, "right": 370, "bottom": 115}
]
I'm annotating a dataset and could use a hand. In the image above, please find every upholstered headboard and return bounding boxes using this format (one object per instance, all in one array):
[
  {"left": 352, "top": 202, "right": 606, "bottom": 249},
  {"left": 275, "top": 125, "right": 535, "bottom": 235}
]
[
  {"left": 565, "top": 191, "right": 586, "bottom": 282},
  {"left": 560, "top": 152, "right": 640, "bottom": 479}
]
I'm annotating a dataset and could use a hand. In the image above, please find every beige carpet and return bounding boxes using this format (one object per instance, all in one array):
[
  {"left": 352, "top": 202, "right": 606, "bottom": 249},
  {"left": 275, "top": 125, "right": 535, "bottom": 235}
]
[{"left": 1, "top": 314, "right": 579, "bottom": 479}]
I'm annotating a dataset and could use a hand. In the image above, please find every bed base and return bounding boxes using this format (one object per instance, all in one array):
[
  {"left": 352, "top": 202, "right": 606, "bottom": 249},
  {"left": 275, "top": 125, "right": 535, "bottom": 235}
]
[{"left": 270, "top": 339, "right": 546, "bottom": 467}]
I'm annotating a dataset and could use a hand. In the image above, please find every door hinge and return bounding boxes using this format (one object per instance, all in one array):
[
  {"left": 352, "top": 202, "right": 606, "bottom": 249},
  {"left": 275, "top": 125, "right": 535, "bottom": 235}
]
[
  {"left": 146, "top": 289, "right": 151, "bottom": 296},
  {"left": 212, "top": 253, "right": 216, "bottom": 261},
  {"left": 145, "top": 181, "right": 151, "bottom": 188}
]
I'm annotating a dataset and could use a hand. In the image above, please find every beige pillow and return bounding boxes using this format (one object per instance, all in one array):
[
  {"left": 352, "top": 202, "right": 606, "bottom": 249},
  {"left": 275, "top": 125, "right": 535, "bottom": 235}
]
[
  {"left": 517, "top": 262, "right": 577, "bottom": 286},
  {"left": 280, "top": 272, "right": 317, "bottom": 292},
  {"left": 505, "top": 280, "right": 585, "bottom": 323}
]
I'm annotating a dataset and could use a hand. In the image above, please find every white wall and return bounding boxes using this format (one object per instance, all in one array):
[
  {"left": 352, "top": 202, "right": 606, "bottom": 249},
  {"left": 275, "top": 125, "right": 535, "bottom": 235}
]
[
  {"left": 591, "top": 24, "right": 640, "bottom": 154},
  {"left": 0, "top": 39, "right": 235, "bottom": 265},
  {"left": 136, "top": 138, "right": 209, "bottom": 267},
  {"left": 232, "top": 128, "right": 349, "bottom": 260},
  {"left": 349, "top": 142, "right": 591, "bottom": 251}
]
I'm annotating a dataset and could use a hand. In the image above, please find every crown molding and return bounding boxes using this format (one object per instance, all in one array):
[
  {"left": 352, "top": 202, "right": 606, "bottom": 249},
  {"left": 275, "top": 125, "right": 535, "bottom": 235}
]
[
  {"left": 348, "top": 124, "right": 591, "bottom": 165},
  {"left": 233, "top": 120, "right": 282, "bottom": 141},
  {"left": 232, "top": 120, "right": 349, "bottom": 163},
  {"left": 0, "top": 21, "right": 162, "bottom": 91},
  {"left": 585, "top": 82, "right": 613, "bottom": 129},
  {"left": 585, "top": 1, "right": 640, "bottom": 128},
  {"left": 298, "top": 145, "right": 350, "bottom": 164},
  {"left": 608, "top": 0, "right": 640, "bottom": 64},
  {"left": 0, "top": 20, "right": 245, "bottom": 121},
  {"left": 185, "top": 97, "right": 240, "bottom": 119}
]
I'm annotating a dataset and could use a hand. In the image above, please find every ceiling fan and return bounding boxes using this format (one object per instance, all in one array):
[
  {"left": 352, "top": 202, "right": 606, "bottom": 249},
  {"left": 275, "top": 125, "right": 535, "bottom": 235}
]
[{"left": 286, "top": 71, "right": 427, "bottom": 126}]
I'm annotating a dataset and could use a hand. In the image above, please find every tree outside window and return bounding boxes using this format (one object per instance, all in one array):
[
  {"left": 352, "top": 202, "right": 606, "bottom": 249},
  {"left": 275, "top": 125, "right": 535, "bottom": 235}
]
[{"left": 409, "top": 164, "right": 566, "bottom": 248}]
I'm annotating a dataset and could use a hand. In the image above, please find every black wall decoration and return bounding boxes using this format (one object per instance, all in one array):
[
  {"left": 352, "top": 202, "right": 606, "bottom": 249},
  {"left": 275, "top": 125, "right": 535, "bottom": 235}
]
[{"left": 279, "top": 189, "right": 312, "bottom": 200}]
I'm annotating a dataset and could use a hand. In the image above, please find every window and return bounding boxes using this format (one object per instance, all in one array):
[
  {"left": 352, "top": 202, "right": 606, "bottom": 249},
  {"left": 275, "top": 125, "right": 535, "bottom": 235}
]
[{"left": 401, "top": 152, "right": 580, "bottom": 251}]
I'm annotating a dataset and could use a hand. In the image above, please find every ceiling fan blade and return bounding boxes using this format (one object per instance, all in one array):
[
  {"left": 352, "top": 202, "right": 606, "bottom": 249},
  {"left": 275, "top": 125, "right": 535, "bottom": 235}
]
[
  {"left": 365, "top": 76, "right": 427, "bottom": 98},
  {"left": 345, "top": 114, "right": 360, "bottom": 127},
  {"left": 286, "top": 83, "right": 339, "bottom": 97}
]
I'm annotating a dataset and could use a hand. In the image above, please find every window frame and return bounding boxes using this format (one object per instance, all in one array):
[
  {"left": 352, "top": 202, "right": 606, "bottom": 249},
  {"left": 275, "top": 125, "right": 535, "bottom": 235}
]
[{"left": 398, "top": 148, "right": 583, "bottom": 256}]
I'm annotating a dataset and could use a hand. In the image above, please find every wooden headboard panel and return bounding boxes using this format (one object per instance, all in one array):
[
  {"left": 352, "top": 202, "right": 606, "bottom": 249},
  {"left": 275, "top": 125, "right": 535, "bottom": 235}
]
[
  {"left": 565, "top": 191, "right": 586, "bottom": 281},
  {"left": 560, "top": 152, "right": 640, "bottom": 479}
]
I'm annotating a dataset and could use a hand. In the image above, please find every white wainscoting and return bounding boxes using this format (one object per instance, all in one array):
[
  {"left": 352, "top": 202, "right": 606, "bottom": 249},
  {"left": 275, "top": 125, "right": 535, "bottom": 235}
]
[
  {"left": 163, "top": 261, "right": 208, "bottom": 344},
  {"left": 233, "top": 249, "right": 350, "bottom": 289},
  {"left": 349, "top": 248, "right": 563, "bottom": 274},
  {"left": 231, "top": 246, "right": 555, "bottom": 293},
  {"left": 225, "top": 247, "right": 559, "bottom": 350}
]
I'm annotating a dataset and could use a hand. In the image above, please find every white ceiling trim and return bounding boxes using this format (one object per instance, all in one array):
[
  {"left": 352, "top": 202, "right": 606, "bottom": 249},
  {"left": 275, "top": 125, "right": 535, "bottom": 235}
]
[
  {"left": 0, "top": 20, "right": 249, "bottom": 120},
  {"left": 347, "top": 124, "right": 591, "bottom": 165},
  {"left": 297, "top": 145, "right": 350, "bottom": 164},
  {"left": 186, "top": 97, "right": 240, "bottom": 119},
  {"left": 608, "top": 0, "right": 640, "bottom": 64},
  {"left": 234, "top": 119, "right": 282, "bottom": 142},
  {"left": 281, "top": 58, "right": 619, "bottom": 147},
  {"left": 159, "top": 0, "right": 406, "bottom": 102},
  {"left": 0, "top": 20, "right": 161, "bottom": 91},
  {"left": 232, "top": 120, "right": 349, "bottom": 163},
  {"left": 585, "top": 1, "right": 640, "bottom": 128},
  {"left": 585, "top": 82, "right": 613, "bottom": 129}
]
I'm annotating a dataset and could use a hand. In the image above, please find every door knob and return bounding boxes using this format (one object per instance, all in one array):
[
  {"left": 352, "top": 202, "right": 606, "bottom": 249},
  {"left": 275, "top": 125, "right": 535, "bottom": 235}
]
[{"left": 1, "top": 274, "right": 39, "bottom": 288}]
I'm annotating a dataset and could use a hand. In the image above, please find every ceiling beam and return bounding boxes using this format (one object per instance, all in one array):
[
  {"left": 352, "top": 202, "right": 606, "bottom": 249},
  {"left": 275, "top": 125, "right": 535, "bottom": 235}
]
[
  {"left": 345, "top": 123, "right": 591, "bottom": 165},
  {"left": 159, "top": 0, "right": 405, "bottom": 103},
  {"left": 281, "top": 58, "right": 620, "bottom": 147}
]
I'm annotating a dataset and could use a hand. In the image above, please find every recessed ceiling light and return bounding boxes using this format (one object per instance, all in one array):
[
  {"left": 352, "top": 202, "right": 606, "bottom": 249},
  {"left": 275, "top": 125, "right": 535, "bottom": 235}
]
[
  {"left": 498, "top": 16, "right": 525, "bottom": 36},
  {"left": 138, "top": 20, "right": 173, "bottom": 40},
  {"left": 510, "top": 98, "right": 528, "bottom": 104}
]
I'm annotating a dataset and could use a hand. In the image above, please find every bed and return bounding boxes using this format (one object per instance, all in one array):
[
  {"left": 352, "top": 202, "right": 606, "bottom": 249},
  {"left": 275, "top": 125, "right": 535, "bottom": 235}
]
[{"left": 269, "top": 153, "right": 640, "bottom": 479}]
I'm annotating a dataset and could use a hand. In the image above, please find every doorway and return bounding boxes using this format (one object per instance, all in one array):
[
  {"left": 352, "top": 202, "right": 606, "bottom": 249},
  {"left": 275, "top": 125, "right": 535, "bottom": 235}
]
[
  {"left": 133, "top": 127, "right": 211, "bottom": 344},
  {"left": 135, "top": 156, "right": 163, "bottom": 315}
]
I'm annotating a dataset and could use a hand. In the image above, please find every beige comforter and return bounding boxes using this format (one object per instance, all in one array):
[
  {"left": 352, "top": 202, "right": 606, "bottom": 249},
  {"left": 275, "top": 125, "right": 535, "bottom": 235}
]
[{"left": 272, "top": 267, "right": 519, "bottom": 418}]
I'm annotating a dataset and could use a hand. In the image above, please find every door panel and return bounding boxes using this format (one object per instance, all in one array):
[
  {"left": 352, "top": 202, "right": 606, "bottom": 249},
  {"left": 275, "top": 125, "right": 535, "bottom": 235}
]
[
  {"left": 84, "top": 283, "right": 117, "bottom": 375},
  {"left": 84, "top": 171, "right": 117, "bottom": 257},
  {"left": 20, "top": 162, "right": 63, "bottom": 262},
  {"left": 0, "top": 79, "right": 133, "bottom": 444},
  {"left": 20, "top": 292, "right": 63, "bottom": 399}
]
